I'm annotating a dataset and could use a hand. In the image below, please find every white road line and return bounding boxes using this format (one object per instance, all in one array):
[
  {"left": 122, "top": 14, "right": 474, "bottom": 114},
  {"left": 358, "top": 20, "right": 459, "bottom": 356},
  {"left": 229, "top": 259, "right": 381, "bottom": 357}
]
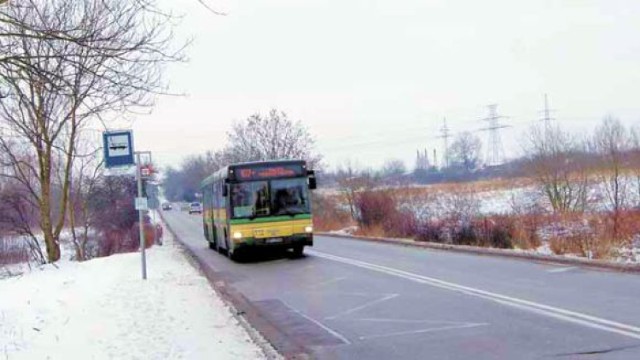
[
  {"left": 306, "top": 276, "right": 347, "bottom": 289},
  {"left": 307, "top": 249, "right": 640, "bottom": 341},
  {"left": 280, "top": 300, "right": 351, "bottom": 345},
  {"left": 352, "top": 318, "right": 464, "bottom": 324},
  {"left": 359, "top": 323, "right": 489, "bottom": 341},
  {"left": 325, "top": 294, "right": 399, "bottom": 320},
  {"left": 547, "top": 267, "right": 577, "bottom": 273}
]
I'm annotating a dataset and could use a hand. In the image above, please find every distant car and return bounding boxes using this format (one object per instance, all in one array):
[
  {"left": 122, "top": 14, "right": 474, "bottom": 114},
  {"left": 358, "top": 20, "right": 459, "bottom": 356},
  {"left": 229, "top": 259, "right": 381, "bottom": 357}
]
[
  {"left": 188, "top": 202, "right": 202, "bottom": 214},
  {"left": 161, "top": 202, "right": 172, "bottom": 211}
]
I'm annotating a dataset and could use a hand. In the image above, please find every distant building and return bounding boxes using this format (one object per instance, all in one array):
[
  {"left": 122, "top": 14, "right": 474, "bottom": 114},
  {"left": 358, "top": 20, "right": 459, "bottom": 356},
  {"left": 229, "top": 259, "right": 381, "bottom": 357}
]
[{"left": 415, "top": 149, "right": 430, "bottom": 171}]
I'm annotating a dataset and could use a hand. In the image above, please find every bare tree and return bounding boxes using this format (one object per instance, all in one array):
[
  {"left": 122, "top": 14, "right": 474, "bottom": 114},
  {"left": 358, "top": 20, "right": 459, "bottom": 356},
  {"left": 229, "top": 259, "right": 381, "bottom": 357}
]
[
  {"left": 381, "top": 159, "right": 407, "bottom": 177},
  {"left": 448, "top": 131, "right": 482, "bottom": 172},
  {"left": 591, "top": 116, "right": 632, "bottom": 238},
  {"left": 335, "top": 161, "right": 375, "bottom": 222},
  {"left": 0, "top": 0, "right": 183, "bottom": 262},
  {"left": 67, "top": 135, "right": 103, "bottom": 261},
  {"left": 0, "top": 179, "right": 46, "bottom": 264},
  {"left": 524, "top": 124, "right": 590, "bottom": 213},
  {"left": 225, "top": 109, "right": 322, "bottom": 167}
]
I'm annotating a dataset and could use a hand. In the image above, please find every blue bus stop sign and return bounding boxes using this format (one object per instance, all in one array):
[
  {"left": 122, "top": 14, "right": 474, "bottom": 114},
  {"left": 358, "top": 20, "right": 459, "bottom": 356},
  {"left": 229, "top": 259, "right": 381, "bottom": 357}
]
[{"left": 103, "top": 130, "right": 135, "bottom": 168}]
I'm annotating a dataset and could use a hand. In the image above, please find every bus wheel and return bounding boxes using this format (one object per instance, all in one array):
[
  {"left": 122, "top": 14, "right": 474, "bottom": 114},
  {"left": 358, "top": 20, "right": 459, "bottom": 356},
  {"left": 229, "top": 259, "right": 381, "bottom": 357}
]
[
  {"left": 208, "top": 241, "right": 216, "bottom": 250},
  {"left": 292, "top": 245, "right": 304, "bottom": 258}
]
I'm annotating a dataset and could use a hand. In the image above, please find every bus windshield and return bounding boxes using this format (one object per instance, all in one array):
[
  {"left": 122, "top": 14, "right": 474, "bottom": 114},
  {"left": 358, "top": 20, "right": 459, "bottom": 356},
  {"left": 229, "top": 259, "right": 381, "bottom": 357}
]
[{"left": 230, "top": 178, "right": 310, "bottom": 219}]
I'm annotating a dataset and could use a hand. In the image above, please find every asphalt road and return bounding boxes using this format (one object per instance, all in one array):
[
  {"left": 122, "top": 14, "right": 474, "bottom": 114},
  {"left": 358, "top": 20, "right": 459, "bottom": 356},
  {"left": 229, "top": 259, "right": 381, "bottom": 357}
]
[{"left": 162, "top": 210, "right": 640, "bottom": 359}]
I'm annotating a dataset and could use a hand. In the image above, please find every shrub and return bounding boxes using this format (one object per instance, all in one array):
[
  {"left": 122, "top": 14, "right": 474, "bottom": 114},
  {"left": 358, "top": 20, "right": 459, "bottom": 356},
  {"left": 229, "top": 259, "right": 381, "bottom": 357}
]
[
  {"left": 87, "top": 176, "right": 138, "bottom": 257},
  {"left": 487, "top": 224, "right": 513, "bottom": 249},
  {"left": 415, "top": 221, "right": 446, "bottom": 243},
  {"left": 383, "top": 210, "right": 418, "bottom": 238},
  {"left": 452, "top": 223, "right": 478, "bottom": 246},
  {"left": 354, "top": 190, "right": 396, "bottom": 227},
  {"left": 509, "top": 215, "right": 542, "bottom": 250}
]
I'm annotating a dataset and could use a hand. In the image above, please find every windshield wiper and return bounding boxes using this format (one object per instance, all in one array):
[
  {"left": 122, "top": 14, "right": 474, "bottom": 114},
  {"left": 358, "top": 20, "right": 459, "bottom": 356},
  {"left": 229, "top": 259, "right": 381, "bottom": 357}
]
[{"left": 279, "top": 209, "right": 304, "bottom": 217}]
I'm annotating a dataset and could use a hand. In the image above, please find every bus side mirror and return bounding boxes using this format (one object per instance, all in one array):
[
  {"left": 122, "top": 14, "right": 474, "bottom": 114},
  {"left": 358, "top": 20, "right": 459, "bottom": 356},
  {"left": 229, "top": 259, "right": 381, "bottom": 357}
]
[
  {"left": 308, "top": 170, "right": 317, "bottom": 190},
  {"left": 222, "top": 179, "right": 229, "bottom": 197}
]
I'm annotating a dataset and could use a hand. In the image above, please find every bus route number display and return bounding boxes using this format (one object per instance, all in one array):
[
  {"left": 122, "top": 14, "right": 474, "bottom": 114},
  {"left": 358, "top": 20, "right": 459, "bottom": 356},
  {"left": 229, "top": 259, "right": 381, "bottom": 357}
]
[{"left": 237, "top": 165, "right": 303, "bottom": 180}]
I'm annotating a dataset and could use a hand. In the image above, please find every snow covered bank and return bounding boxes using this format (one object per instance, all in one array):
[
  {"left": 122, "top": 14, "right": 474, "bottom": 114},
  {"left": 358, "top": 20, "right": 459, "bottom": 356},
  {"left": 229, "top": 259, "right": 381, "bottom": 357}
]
[{"left": 0, "top": 227, "right": 267, "bottom": 360}]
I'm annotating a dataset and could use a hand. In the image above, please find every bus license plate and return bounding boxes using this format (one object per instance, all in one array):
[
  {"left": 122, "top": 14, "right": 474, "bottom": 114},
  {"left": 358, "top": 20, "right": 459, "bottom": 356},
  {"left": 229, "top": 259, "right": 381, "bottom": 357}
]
[{"left": 266, "top": 238, "right": 283, "bottom": 244}]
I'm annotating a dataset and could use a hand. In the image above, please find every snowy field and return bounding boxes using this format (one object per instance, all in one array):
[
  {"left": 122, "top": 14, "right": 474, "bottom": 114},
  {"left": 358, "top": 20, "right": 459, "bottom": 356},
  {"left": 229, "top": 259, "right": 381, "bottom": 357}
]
[{"left": 0, "top": 227, "right": 267, "bottom": 360}]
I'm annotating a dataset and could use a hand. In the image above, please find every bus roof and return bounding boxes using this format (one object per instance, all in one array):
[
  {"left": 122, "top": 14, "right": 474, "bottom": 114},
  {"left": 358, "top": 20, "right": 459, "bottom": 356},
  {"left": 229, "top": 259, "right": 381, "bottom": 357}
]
[{"left": 200, "top": 159, "right": 307, "bottom": 188}]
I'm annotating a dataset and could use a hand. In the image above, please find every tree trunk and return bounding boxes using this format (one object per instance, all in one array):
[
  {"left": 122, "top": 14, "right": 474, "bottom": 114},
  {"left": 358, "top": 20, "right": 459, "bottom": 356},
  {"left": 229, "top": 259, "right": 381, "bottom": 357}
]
[{"left": 40, "top": 193, "right": 61, "bottom": 262}]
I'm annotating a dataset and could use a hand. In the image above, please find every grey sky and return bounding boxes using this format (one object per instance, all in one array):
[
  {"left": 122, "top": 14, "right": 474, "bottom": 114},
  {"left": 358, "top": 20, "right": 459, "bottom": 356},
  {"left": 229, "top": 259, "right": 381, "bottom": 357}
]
[{"left": 132, "top": 0, "right": 640, "bottom": 170}]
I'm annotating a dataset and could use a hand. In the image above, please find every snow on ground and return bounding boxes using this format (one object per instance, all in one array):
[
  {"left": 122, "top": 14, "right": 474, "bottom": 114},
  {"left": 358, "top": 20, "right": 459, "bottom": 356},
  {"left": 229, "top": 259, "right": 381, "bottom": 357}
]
[
  {"left": 328, "top": 226, "right": 358, "bottom": 236},
  {"left": 0, "top": 227, "right": 267, "bottom": 360}
]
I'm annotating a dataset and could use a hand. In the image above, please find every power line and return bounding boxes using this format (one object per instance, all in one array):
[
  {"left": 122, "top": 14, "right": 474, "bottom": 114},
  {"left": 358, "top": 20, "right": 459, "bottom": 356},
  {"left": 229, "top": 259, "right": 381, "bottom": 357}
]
[
  {"left": 437, "top": 117, "right": 451, "bottom": 168},
  {"left": 539, "top": 93, "right": 556, "bottom": 137},
  {"left": 479, "top": 104, "right": 509, "bottom": 166}
]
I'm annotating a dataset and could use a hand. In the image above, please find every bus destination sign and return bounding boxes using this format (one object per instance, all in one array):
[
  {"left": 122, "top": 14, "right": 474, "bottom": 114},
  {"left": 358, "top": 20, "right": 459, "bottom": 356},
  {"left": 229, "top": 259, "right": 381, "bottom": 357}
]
[{"left": 235, "top": 164, "right": 305, "bottom": 181}]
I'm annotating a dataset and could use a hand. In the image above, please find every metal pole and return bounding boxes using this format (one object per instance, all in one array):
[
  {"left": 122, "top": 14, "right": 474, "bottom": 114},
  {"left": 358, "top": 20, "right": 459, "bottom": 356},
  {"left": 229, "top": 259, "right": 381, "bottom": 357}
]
[{"left": 136, "top": 152, "right": 147, "bottom": 280}]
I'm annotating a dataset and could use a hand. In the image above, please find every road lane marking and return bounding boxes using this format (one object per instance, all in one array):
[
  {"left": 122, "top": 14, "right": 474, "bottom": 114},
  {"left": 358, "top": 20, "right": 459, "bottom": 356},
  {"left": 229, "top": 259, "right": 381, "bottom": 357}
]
[
  {"left": 307, "top": 250, "right": 640, "bottom": 341},
  {"left": 306, "top": 276, "right": 347, "bottom": 289},
  {"left": 358, "top": 323, "right": 489, "bottom": 341},
  {"left": 547, "top": 266, "right": 577, "bottom": 273},
  {"left": 280, "top": 300, "right": 351, "bottom": 345},
  {"left": 353, "top": 318, "right": 471, "bottom": 324},
  {"left": 325, "top": 293, "right": 399, "bottom": 320}
]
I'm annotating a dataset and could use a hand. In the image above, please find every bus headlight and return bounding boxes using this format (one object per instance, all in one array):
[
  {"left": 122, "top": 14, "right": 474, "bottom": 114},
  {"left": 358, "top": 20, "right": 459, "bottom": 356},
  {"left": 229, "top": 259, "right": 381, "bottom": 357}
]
[
  {"left": 233, "top": 232, "right": 243, "bottom": 239},
  {"left": 304, "top": 226, "right": 313, "bottom": 233}
]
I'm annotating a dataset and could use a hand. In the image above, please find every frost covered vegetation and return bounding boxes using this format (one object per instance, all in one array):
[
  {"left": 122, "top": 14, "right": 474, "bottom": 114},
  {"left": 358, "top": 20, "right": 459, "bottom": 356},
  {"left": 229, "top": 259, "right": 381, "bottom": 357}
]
[
  {"left": 1, "top": 176, "right": 162, "bottom": 277},
  {"left": 315, "top": 118, "right": 640, "bottom": 263}
]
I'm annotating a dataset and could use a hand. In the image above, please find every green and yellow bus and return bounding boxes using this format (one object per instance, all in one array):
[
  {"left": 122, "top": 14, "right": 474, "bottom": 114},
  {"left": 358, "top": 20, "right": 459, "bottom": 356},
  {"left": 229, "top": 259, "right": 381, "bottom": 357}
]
[{"left": 200, "top": 160, "right": 317, "bottom": 260}]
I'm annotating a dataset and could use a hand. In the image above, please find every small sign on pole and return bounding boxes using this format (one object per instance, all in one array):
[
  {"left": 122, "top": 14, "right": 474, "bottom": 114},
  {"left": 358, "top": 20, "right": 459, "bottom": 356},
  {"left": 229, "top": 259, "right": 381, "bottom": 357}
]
[
  {"left": 135, "top": 197, "right": 148, "bottom": 211},
  {"left": 103, "top": 130, "right": 135, "bottom": 168}
]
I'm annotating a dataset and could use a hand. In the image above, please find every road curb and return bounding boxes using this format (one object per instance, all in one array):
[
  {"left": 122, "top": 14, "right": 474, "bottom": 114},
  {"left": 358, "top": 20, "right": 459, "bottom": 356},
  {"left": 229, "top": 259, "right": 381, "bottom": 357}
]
[
  {"left": 318, "top": 232, "right": 640, "bottom": 274},
  {"left": 159, "top": 212, "right": 311, "bottom": 360}
]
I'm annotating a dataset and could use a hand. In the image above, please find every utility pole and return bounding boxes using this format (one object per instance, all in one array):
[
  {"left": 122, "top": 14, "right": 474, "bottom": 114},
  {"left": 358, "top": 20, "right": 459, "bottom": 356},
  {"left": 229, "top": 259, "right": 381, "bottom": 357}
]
[
  {"left": 438, "top": 118, "right": 451, "bottom": 168},
  {"left": 480, "top": 104, "right": 509, "bottom": 166}
]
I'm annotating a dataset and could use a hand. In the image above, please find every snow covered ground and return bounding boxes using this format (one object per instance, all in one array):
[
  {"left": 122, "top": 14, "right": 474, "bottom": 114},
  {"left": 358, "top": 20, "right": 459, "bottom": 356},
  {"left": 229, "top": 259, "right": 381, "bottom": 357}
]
[{"left": 0, "top": 226, "right": 268, "bottom": 360}]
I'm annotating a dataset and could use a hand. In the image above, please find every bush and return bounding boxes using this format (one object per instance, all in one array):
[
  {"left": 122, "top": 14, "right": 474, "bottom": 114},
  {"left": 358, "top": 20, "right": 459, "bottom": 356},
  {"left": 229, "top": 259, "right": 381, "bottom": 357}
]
[
  {"left": 354, "top": 190, "right": 395, "bottom": 227},
  {"left": 415, "top": 221, "right": 446, "bottom": 243},
  {"left": 353, "top": 190, "right": 418, "bottom": 238},
  {"left": 452, "top": 223, "right": 478, "bottom": 246},
  {"left": 87, "top": 176, "right": 139, "bottom": 257},
  {"left": 487, "top": 224, "right": 513, "bottom": 249},
  {"left": 383, "top": 210, "right": 418, "bottom": 238},
  {"left": 416, "top": 217, "right": 514, "bottom": 249}
]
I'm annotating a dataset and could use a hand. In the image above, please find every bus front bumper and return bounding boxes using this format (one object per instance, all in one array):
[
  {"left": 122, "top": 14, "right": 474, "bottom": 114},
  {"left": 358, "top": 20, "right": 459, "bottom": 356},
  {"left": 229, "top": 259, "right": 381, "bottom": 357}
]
[{"left": 234, "top": 234, "right": 313, "bottom": 251}]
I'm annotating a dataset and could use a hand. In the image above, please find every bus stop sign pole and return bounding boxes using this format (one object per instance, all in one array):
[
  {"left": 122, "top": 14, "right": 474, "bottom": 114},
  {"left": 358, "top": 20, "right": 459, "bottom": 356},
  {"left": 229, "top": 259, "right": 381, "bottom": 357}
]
[{"left": 136, "top": 152, "right": 147, "bottom": 280}]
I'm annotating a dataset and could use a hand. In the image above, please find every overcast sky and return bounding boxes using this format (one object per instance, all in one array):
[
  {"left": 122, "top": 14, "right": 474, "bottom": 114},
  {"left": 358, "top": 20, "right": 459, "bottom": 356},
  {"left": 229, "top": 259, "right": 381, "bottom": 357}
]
[{"left": 130, "top": 0, "right": 640, "bottom": 171}]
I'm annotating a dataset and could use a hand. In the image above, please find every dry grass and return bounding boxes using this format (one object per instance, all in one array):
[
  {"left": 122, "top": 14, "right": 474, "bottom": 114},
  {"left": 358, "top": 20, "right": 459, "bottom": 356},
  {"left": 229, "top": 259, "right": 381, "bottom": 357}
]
[
  {"left": 314, "top": 216, "right": 354, "bottom": 232},
  {"left": 354, "top": 224, "right": 387, "bottom": 238},
  {"left": 312, "top": 193, "right": 354, "bottom": 232},
  {"left": 317, "top": 174, "right": 640, "bottom": 260},
  {"left": 543, "top": 210, "right": 640, "bottom": 259},
  {"left": 386, "top": 177, "right": 532, "bottom": 198}
]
